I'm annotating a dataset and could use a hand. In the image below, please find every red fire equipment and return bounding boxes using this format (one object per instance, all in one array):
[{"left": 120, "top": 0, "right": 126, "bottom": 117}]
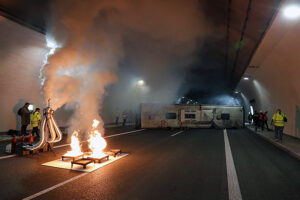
[
  {"left": 11, "top": 136, "right": 17, "bottom": 153},
  {"left": 21, "top": 135, "right": 25, "bottom": 143},
  {"left": 29, "top": 135, "right": 34, "bottom": 144}
]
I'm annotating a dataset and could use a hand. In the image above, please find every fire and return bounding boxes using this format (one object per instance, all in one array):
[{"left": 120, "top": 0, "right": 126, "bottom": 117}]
[
  {"left": 63, "top": 119, "right": 107, "bottom": 158},
  {"left": 88, "top": 120, "right": 107, "bottom": 158},
  {"left": 64, "top": 130, "right": 83, "bottom": 156}
]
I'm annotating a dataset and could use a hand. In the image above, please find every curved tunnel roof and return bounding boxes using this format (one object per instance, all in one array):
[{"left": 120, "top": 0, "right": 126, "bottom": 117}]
[{"left": 0, "top": 0, "right": 282, "bottom": 99}]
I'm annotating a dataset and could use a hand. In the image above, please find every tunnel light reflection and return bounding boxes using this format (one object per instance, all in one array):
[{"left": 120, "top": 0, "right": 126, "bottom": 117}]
[
  {"left": 47, "top": 41, "right": 56, "bottom": 49},
  {"left": 283, "top": 5, "right": 300, "bottom": 19},
  {"left": 137, "top": 80, "right": 145, "bottom": 86},
  {"left": 250, "top": 106, "right": 254, "bottom": 115}
]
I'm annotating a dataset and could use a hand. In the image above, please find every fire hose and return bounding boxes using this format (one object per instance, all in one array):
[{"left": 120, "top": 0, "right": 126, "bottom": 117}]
[{"left": 23, "top": 107, "right": 62, "bottom": 151}]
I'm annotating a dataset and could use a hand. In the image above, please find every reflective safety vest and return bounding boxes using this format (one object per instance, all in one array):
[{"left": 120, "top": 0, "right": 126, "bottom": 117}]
[
  {"left": 272, "top": 112, "right": 286, "bottom": 127},
  {"left": 31, "top": 111, "right": 41, "bottom": 127}
]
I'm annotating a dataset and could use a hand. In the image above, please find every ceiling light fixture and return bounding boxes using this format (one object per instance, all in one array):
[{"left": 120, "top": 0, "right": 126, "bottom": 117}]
[{"left": 283, "top": 5, "right": 300, "bottom": 19}]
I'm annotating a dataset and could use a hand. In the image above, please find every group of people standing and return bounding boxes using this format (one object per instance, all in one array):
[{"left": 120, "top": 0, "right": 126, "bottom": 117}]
[
  {"left": 248, "top": 108, "right": 287, "bottom": 142},
  {"left": 19, "top": 103, "right": 41, "bottom": 138},
  {"left": 249, "top": 111, "right": 270, "bottom": 131}
]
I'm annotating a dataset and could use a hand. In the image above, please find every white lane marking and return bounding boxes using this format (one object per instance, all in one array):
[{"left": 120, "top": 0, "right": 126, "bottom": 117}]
[
  {"left": 22, "top": 173, "right": 88, "bottom": 200},
  {"left": 224, "top": 129, "right": 243, "bottom": 200},
  {"left": 23, "top": 154, "right": 130, "bottom": 200},
  {"left": 170, "top": 131, "right": 184, "bottom": 137},
  {"left": 0, "top": 154, "right": 16, "bottom": 160},
  {"left": 53, "top": 129, "right": 146, "bottom": 149},
  {"left": 104, "top": 129, "right": 145, "bottom": 138}
]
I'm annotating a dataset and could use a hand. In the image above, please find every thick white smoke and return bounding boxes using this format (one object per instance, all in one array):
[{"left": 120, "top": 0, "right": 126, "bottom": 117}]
[{"left": 41, "top": 0, "right": 210, "bottom": 132}]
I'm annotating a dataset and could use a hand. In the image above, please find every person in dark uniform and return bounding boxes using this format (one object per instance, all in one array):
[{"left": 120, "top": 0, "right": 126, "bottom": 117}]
[
  {"left": 258, "top": 111, "right": 264, "bottom": 131},
  {"left": 253, "top": 111, "right": 259, "bottom": 131},
  {"left": 20, "top": 103, "right": 30, "bottom": 136},
  {"left": 263, "top": 111, "right": 270, "bottom": 131}
]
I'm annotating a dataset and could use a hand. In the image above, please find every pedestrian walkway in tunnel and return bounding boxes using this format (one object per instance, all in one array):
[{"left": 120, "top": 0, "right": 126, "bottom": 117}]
[{"left": 247, "top": 125, "right": 300, "bottom": 160}]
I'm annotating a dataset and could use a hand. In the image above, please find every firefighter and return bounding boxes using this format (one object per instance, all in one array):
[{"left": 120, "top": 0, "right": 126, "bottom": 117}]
[
  {"left": 31, "top": 108, "right": 41, "bottom": 138},
  {"left": 271, "top": 109, "right": 287, "bottom": 142}
]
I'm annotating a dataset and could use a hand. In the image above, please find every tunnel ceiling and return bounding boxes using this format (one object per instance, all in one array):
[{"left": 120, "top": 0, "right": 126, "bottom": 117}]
[{"left": 0, "top": 0, "right": 282, "bottom": 100}]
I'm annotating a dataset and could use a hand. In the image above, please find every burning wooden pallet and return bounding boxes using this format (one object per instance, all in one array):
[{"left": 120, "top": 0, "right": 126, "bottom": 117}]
[
  {"left": 62, "top": 154, "right": 84, "bottom": 161},
  {"left": 87, "top": 154, "right": 109, "bottom": 163},
  {"left": 71, "top": 154, "right": 109, "bottom": 169},
  {"left": 105, "top": 149, "right": 122, "bottom": 157},
  {"left": 71, "top": 158, "right": 94, "bottom": 169}
]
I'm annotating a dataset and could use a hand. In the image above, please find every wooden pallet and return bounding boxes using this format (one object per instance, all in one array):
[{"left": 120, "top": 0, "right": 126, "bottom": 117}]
[
  {"left": 62, "top": 154, "right": 84, "bottom": 161},
  {"left": 71, "top": 158, "right": 93, "bottom": 169},
  {"left": 87, "top": 155, "right": 109, "bottom": 163},
  {"left": 105, "top": 149, "right": 122, "bottom": 157}
]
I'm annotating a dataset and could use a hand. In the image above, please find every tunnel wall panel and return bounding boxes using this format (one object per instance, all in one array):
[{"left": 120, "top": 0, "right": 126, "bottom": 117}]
[
  {"left": 0, "top": 16, "right": 47, "bottom": 132},
  {"left": 237, "top": 6, "right": 300, "bottom": 138}
]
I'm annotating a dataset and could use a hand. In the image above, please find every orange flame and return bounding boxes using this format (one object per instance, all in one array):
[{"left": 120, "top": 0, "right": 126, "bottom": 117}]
[
  {"left": 63, "top": 120, "right": 106, "bottom": 158},
  {"left": 64, "top": 130, "right": 83, "bottom": 156},
  {"left": 88, "top": 119, "right": 107, "bottom": 158}
]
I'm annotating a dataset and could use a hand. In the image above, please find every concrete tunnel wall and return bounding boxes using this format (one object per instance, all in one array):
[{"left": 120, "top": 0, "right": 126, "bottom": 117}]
[
  {"left": 0, "top": 16, "right": 47, "bottom": 132},
  {"left": 237, "top": 3, "right": 300, "bottom": 138},
  {"left": 0, "top": 16, "right": 78, "bottom": 132}
]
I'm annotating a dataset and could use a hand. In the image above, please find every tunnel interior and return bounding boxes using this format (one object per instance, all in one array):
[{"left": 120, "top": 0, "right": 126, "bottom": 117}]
[{"left": 0, "top": 0, "right": 299, "bottom": 138}]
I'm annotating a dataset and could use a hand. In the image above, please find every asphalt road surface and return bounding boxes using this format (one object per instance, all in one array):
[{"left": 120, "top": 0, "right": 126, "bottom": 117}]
[{"left": 0, "top": 127, "right": 299, "bottom": 200}]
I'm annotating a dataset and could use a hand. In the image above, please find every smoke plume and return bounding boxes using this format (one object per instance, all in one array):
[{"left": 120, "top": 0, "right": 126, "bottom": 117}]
[{"left": 42, "top": 0, "right": 209, "bottom": 132}]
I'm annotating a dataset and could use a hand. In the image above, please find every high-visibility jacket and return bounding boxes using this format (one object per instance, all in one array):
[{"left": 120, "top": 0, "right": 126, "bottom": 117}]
[
  {"left": 31, "top": 111, "right": 41, "bottom": 127},
  {"left": 272, "top": 112, "right": 286, "bottom": 127}
]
